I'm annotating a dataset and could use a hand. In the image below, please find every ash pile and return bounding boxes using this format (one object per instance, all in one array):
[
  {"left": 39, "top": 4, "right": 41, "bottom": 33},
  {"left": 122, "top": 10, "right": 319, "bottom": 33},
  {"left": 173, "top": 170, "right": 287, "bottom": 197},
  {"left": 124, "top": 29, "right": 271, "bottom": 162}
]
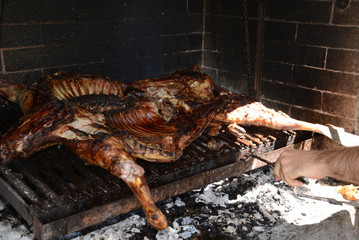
[{"left": 1, "top": 166, "right": 359, "bottom": 240}]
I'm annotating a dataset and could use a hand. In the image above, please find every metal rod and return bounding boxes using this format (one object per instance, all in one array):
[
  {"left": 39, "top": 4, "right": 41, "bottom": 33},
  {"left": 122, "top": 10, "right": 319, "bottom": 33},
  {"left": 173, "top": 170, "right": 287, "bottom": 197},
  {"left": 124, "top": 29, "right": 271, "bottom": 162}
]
[{"left": 254, "top": 0, "right": 267, "bottom": 100}]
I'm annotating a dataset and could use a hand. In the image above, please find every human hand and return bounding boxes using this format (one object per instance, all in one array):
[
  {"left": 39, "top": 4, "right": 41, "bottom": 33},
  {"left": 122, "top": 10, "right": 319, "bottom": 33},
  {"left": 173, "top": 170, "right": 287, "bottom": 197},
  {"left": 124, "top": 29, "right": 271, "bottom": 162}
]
[{"left": 273, "top": 149, "right": 327, "bottom": 187}]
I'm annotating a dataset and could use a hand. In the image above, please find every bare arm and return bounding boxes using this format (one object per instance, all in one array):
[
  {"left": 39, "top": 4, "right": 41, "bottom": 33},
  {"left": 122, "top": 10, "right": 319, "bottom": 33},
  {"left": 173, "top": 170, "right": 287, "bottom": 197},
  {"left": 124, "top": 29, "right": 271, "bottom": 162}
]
[{"left": 274, "top": 146, "right": 359, "bottom": 187}]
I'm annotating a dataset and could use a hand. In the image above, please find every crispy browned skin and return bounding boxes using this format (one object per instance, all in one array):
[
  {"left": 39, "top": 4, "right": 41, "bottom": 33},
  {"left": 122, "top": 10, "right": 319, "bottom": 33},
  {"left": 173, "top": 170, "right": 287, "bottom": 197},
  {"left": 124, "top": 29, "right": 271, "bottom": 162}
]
[
  {"left": 0, "top": 70, "right": 326, "bottom": 230},
  {"left": 0, "top": 71, "right": 219, "bottom": 230}
]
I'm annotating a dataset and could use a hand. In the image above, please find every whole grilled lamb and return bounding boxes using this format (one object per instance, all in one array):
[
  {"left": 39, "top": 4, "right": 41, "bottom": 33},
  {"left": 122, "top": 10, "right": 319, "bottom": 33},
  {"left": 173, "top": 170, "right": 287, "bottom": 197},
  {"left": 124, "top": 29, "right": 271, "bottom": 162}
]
[{"left": 0, "top": 70, "right": 351, "bottom": 230}]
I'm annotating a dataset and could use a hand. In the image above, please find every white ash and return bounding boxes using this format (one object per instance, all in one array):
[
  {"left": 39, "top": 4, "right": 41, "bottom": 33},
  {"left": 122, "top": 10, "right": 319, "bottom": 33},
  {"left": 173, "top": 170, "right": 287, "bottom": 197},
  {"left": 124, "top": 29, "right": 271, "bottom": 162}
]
[
  {"left": 0, "top": 200, "right": 4, "bottom": 211},
  {"left": 0, "top": 200, "right": 34, "bottom": 240},
  {"left": 195, "top": 185, "right": 229, "bottom": 207},
  {"left": 174, "top": 197, "right": 186, "bottom": 207},
  {"left": 72, "top": 214, "right": 147, "bottom": 240},
  {"left": 156, "top": 217, "right": 199, "bottom": 240},
  {"left": 0, "top": 166, "right": 358, "bottom": 240}
]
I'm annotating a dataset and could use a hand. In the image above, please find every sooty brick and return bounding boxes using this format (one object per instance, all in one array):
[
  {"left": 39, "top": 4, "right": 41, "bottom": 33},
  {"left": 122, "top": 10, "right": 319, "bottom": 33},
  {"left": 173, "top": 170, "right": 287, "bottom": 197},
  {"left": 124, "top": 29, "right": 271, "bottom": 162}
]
[
  {"left": 265, "top": 21, "right": 296, "bottom": 43},
  {"left": 0, "top": 25, "right": 42, "bottom": 48},
  {"left": 264, "top": 42, "right": 325, "bottom": 68},
  {"left": 297, "top": 24, "right": 359, "bottom": 50},
  {"left": 262, "top": 81, "right": 322, "bottom": 110},
  {"left": 326, "top": 49, "right": 359, "bottom": 74},
  {"left": 262, "top": 61, "right": 292, "bottom": 83},
  {"left": 268, "top": 0, "right": 331, "bottom": 23},
  {"left": 292, "top": 66, "right": 359, "bottom": 96},
  {"left": 291, "top": 107, "right": 355, "bottom": 132},
  {"left": 333, "top": 2, "right": 359, "bottom": 25},
  {"left": 322, "top": 93, "right": 356, "bottom": 119}
]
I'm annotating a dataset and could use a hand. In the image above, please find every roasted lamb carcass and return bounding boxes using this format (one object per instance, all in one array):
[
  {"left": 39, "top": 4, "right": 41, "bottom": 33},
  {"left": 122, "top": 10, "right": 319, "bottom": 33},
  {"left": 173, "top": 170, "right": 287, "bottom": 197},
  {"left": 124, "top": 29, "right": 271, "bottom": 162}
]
[
  {"left": 0, "top": 70, "right": 354, "bottom": 230},
  {"left": 0, "top": 71, "right": 220, "bottom": 230}
]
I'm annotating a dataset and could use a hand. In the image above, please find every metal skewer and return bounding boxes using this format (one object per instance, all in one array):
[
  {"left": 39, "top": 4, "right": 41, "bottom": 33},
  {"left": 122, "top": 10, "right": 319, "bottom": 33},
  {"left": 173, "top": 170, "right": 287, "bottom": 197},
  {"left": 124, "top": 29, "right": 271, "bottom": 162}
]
[{"left": 245, "top": 153, "right": 309, "bottom": 185}]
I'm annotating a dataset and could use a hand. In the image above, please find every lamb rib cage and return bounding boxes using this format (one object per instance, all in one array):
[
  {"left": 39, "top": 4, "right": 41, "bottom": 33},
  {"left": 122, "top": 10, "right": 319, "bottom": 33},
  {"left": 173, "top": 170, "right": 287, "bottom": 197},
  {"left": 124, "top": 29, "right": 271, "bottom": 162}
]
[{"left": 0, "top": 100, "right": 313, "bottom": 240}]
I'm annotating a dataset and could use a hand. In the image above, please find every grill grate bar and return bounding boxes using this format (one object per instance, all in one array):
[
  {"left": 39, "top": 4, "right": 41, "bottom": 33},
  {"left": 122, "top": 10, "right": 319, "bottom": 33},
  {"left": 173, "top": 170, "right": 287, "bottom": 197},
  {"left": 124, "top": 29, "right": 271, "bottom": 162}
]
[
  {"left": 217, "top": 132, "right": 244, "bottom": 149},
  {"left": 32, "top": 160, "right": 79, "bottom": 200},
  {"left": 187, "top": 144, "right": 209, "bottom": 159},
  {"left": 192, "top": 138, "right": 216, "bottom": 154},
  {"left": 0, "top": 165, "right": 47, "bottom": 209},
  {"left": 183, "top": 146, "right": 202, "bottom": 160},
  {"left": 253, "top": 133, "right": 270, "bottom": 142},
  {"left": 236, "top": 138, "right": 255, "bottom": 147},
  {"left": 84, "top": 163, "right": 123, "bottom": 190},
  {"left": 66, "top": 155, "right": 110, "bottom": 193},
  {"left": 55, "top": 166, "right": 94, "bottom": 197},
  {"left": 243, "top": 133, "right": 263, "bottom": 145},
  {"left": 50, "top": 155, "right": 96, "bottom": 197},
  {"left": 12, "top": 160, "right": 63, "bottom": 208}
]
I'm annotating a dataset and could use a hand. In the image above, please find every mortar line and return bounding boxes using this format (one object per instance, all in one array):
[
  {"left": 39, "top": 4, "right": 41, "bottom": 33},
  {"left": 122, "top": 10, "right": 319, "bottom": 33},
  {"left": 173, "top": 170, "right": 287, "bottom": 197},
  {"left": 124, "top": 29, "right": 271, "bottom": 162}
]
[
  {"left": 323, "top": 47, "right": 328, "bottom": 69},
  {"left": 1, "top": 50, "right": 5, "bottom": 73},
  {"left": 329, "top": 1, "right": 335, "bottom": 24},
  {"left": 294, "top": 23, "right": 298, "bottom": 42},
  {"left": 356, "top": 90, "right": 359, "bottom": 134},
  {"left": 201, "top": 0, "right": 207, "bottom": 69}
]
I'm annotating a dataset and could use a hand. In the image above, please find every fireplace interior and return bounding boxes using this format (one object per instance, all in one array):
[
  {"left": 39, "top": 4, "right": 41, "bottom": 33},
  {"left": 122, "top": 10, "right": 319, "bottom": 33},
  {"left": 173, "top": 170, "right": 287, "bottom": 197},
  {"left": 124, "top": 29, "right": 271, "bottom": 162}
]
[{"left": 0, "top": 0, "right": 359, "bottom": 239}]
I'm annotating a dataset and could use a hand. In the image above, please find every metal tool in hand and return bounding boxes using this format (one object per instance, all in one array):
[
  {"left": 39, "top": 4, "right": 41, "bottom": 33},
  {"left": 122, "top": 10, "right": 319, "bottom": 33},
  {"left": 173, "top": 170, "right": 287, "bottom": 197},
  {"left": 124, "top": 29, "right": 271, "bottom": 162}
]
[
  {"left": 245, "top": 153, "right": 309, "bottom": 184},
  {"left": 248, "top": 154, "right": 275, "bottom": 167},
  {"left": 245, "top": 154, "right": 359, "bottom": 206}
]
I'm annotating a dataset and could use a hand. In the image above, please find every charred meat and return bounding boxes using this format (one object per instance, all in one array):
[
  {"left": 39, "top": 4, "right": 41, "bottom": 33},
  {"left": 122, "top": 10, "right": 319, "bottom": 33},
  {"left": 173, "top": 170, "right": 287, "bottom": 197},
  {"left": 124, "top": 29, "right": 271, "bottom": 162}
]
[{"left": 0, "top": 70, "right": 346, "bottom": 230}]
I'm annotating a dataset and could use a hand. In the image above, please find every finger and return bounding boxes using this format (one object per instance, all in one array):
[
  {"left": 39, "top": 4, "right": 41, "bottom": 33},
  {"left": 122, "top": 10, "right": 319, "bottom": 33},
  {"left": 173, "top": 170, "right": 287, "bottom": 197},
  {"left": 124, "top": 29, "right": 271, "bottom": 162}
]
[
  {"left": 274, "top": 174, "right": 280, "bottom": 181},
  {"left": 280, "top": 171, "right": 305, "bottom": 187},
  {"left": 279, "top": 167, "right": 295, "bottom": 186},
  {"left": 273, "top": 161, "right": 281, "bottom": 181},
  {"left": 287, "top": 179, "right": 305, "bottom": 188},
  {"left": 279, "top": 170, "right": 287, "bottom": 184}
]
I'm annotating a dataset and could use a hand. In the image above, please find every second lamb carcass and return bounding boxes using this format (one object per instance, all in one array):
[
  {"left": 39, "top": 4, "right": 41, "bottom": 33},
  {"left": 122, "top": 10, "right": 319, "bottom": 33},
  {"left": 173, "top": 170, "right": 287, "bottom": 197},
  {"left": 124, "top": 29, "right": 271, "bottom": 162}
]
[{"left": 0, "top": 70, "right": 354, "bottom": 230}]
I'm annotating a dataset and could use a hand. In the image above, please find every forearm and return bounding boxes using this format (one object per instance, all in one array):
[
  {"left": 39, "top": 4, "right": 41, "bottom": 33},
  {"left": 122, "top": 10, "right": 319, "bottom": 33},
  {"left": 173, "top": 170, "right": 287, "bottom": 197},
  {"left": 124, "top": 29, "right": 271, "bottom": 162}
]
[
  {"left": 319, "top": 146, "right": 359, "bottom": 184},
  {"left": 274, "top": 146, "right": 359, "bottom": 187}
]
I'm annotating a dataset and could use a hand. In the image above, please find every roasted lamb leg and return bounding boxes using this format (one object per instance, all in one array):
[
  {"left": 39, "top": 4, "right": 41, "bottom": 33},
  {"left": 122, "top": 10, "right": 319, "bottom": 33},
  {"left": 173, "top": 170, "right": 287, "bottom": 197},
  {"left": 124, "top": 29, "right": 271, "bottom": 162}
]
[
  {"left": 65, "top": 135, "right": 168, "bottom": 230},
  {"left": 215, "top": 92, "right": 318, "bottom": 131},
  {"left": 214, "top": 91, "right": 359, "bottom": 146}
]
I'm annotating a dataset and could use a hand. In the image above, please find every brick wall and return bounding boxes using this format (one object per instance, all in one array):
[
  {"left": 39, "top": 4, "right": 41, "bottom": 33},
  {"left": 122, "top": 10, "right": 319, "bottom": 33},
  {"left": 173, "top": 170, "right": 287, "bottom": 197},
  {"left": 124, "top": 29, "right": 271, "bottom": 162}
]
[
  {"left": 262, "top": 0, "right": 359, "bottom": 133},
  {"left": 202, "top": 0, "right": 258, "bottom": 94},
  {"left": 0, "top": 0, "right": 203, "bottom": 84},
  {"left": 1, "top": 0, "right": 358, "bottom": 133}
]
